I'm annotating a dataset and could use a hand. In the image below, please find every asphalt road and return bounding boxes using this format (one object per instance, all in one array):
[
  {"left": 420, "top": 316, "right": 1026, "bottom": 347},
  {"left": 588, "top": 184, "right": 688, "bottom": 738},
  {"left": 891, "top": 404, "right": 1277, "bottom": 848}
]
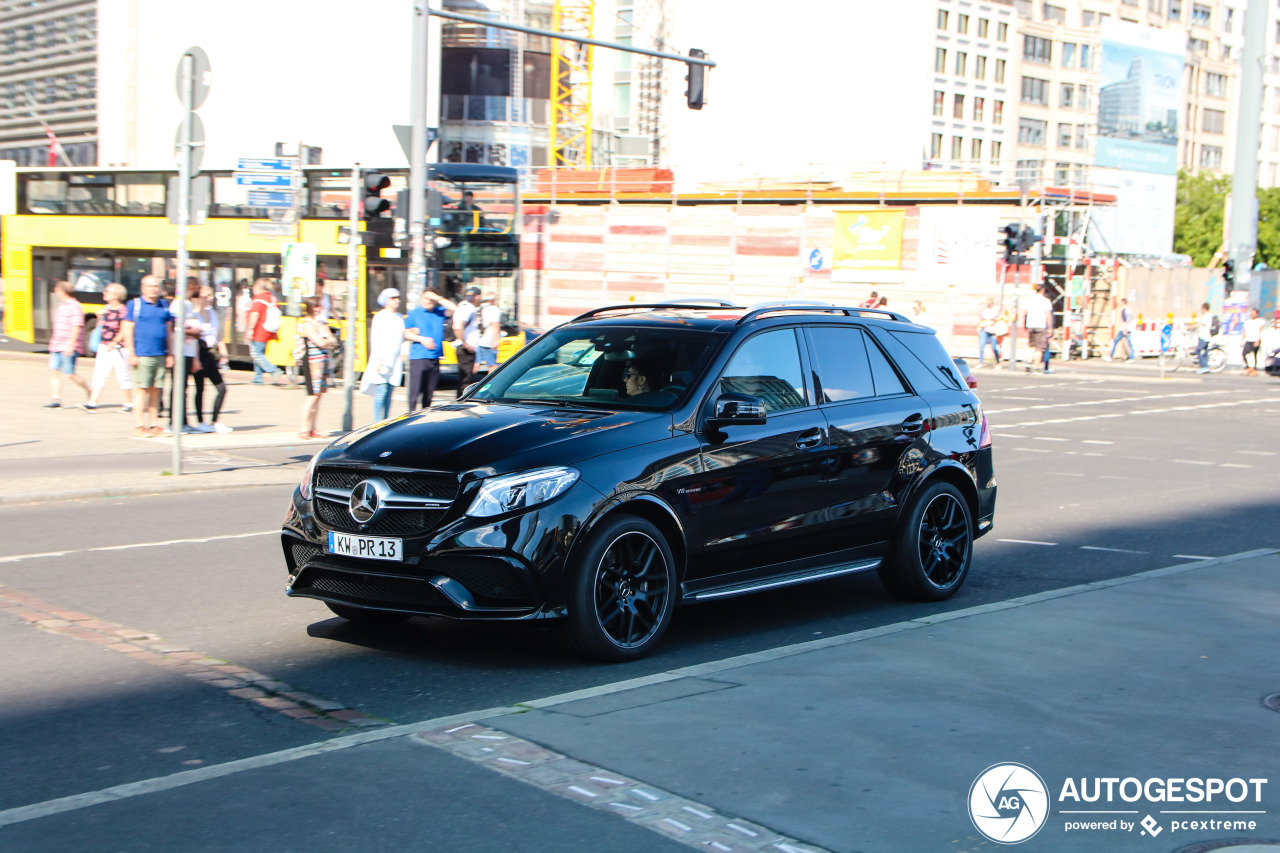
[{"left": 2, "top": 364, "right": 1278, "bottom": 837}]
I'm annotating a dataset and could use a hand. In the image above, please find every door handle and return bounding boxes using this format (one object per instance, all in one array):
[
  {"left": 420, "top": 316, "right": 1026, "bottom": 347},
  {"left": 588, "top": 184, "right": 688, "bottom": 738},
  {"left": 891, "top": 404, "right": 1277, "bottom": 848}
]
[
  {"left": 901, "top": 415, "right": 925, "bottom": 434},
  {"left": 796, "top": 430, "right": 823, "bottom": 449}
]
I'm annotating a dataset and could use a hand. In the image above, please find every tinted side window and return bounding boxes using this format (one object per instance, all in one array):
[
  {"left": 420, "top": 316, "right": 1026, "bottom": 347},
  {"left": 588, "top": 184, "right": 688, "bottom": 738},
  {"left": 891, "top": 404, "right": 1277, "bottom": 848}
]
[
  {"left": 866, "top": 336, "right": 909, "bottom": 396},
  {"left": 720, "top": 329, "right": 807, "bottom": 413},
  {"left": 875, "top": 329, "right": 962, "bottom": 392},
  {"left": 808, "top": 327, "right": 874, "bottom": 403}
]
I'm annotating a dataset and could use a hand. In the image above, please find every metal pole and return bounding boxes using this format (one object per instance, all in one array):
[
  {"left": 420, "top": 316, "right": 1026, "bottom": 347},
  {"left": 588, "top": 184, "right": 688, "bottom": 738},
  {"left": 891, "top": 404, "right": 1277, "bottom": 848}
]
[
  {"left": 173, "top": 52, "right": 193, "bottom": 476},
  {"left": 1009, "top": 195, "right": 1025, "bottom": 371},
  {"left": 342, "top": 164, "right": 360, "bottom": 432},
  {"left": 408, "top": 2, "right": 429, "bottom": 303},
  {"left": 1231, "top": 0, "right": 1267, "bottom": 300}
]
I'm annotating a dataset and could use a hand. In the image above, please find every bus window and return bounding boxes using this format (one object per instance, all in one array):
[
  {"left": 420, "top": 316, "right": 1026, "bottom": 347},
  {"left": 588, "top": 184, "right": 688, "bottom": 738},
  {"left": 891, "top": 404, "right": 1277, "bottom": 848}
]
[{"left": 25, "top": 180, "right": 68, "bottom": 214}]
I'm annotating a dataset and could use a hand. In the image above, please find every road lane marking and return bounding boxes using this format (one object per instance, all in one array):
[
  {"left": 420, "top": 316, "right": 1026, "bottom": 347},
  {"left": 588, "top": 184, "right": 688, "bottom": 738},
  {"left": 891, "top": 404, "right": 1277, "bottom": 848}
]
[
  {"left": 1174, "top": 555, "right": 1214, "bottom": 560},
  {"left": 1033, "top": 436, "right": 1068, "bottom": 442},
  {"left": 1083, "top": 440, "right": 1114, "bottom": 445},
  {"left": 1172, "top": 459, "right": 1214, "bottom": 466},
  {"left": 997, "top": 539, "right": 1058, "bottom": 546},
  {"left": 1081, "top": 546, "right": 1149, "bottom": 554},
  {"left": 995, "top": 397, "right": 1280, "bottom": 429},
  {"left": 984, "top": 390, "right": 1229, "bottom": 415},
  {"left": 1219, "top": 463, "right": 1252, "bottom": 469},
  {"left": 2, "top": 547, "right": 1276, "bottom": 832},
  {"left": 1236, "top": 450, "right": 1276, "bottom": 456},
  {"left": 0, "top": 530, "right": 277, "bottom": 564}
]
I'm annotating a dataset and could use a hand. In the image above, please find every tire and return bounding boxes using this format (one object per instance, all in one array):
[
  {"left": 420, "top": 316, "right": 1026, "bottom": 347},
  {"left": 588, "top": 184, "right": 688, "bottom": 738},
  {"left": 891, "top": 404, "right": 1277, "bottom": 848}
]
[
  {"left": 555, "top": 515, "right": 677, "bottom": 662},
  {"left": 1207, "top": 346, "right": 1228, "bottom": 373},
  {"left": 1159, "top": 348, "right": 1182, "bottom": 372},
  {"left": 879, "top": 481, "right": 973, "bottom": 601},
  {"left": 324, "top": 601, "right": 413, "bottom": 626}
]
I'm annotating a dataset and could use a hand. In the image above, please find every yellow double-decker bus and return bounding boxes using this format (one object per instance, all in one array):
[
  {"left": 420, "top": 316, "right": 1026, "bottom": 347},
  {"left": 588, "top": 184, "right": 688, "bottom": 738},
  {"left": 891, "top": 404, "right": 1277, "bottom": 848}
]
[{"left": 2, "top": 164, "right": 525, "bottom": 372}]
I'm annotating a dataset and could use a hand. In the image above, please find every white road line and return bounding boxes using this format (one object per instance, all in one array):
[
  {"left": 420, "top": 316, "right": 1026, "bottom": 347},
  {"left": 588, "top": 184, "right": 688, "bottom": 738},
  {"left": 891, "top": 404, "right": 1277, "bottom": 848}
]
[
  {"left": 0, "top": 531, "right": 277, "bottom": 564},
  {"left": 1083, "top": 440, "right": 1114, "bottom": 445},
  {"left": 1013, "top": 447, "right": 1052, "bottom": 453},
  {"left": 1049, "top": 472, "right": 1084, "bottom": 477},
  {"left": 1081, "top": 546, "right": 1149, "bottom": 554},
  {"left": 1237, "top": 450, "right": 1276, "bottom": 456},
  {"left": 998, "top": 538, "right": 1058, "bottom": 546},
  {"left": 1174, "top": 555, "right": 1214, "bottom": 560},
  {"left": 4, "top": 547, "right": 1276, "bottom": 830},
  {"left": 1033, "top": 436, "right": 1068, "bottom": 442},
  {"left": 984, "top": 389, "right": 1229, "bottom": 416},
  {"left": 1219, "top": 463, "right": 1252, "bottom": 469},
  {"left": 996, "top": 397, "right": 1280, "bottom": 429},
  {"left": 1172, "top": 459, "right": 1214, "bottom": 466}
]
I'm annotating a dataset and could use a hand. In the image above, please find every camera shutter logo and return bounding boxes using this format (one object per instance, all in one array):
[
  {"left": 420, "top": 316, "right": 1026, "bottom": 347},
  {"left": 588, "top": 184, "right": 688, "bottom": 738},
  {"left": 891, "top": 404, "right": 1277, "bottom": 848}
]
[{"left": 969, "top": 763, "right": 1050, "bottom": 844}]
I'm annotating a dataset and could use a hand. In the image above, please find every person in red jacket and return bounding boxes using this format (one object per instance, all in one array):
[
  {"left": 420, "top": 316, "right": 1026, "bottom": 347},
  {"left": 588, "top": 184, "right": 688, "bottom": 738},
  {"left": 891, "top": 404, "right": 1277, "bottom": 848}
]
[{"left": 244, "top": 279, "right": 286, "bottom": 385}]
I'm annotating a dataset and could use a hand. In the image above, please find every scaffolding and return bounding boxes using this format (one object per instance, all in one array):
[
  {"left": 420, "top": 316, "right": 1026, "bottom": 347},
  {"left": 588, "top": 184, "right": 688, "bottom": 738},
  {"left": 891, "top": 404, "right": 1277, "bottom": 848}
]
[{"left": 550, "top": 0, "right": 594, "bottom": 167}]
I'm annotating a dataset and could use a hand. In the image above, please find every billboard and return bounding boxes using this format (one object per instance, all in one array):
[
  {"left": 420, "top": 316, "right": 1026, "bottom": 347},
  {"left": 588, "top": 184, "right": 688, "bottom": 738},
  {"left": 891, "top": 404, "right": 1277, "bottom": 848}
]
[
  {"left": 1093, "top": 21, "right": 1184, "bottom": 255},
  {"left": 833, "top": 211, "right": 905, "bottom": 271},
  {"left": 916, "top": 207, "right": 1000, "bottom": 284}
]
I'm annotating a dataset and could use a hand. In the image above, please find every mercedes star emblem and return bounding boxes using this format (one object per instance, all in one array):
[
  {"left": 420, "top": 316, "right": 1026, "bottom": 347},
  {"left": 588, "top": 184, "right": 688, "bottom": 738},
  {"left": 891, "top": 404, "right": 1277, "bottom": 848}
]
[{"left": 349, "top": 479, "right": 384, "bottom": 523}]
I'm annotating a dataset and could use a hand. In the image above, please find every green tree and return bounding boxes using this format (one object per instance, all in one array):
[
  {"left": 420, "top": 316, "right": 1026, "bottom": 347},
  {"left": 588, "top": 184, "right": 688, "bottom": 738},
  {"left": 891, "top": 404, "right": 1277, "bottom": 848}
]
[
  {"left": 1255, "top": 187, "right": 1280, "bottom": 269},
  {"left": 1173, "top": 169, "right": 1230, "bottom": 266}
]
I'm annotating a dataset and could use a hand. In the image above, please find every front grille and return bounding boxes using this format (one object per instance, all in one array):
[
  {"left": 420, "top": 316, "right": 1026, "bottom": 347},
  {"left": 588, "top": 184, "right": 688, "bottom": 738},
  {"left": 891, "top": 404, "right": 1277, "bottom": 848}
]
[
  {"left": 317, "top": 467, "right": 457, "bottom": 501},
  {"left": 314, "top": 498, "right": 449, "bottom": 536},
  {"left": 293, "top": 566, "right": 451, "bottom": 611},
  {"left": 428, "top": 556, "right": 532, "bottom": 603}
]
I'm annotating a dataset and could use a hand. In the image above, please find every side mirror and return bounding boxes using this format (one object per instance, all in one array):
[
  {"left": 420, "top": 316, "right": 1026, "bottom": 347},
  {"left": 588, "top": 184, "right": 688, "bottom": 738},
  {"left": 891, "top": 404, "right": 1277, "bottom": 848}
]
[{"left": 706, "top": 393, "right": 767, "bottom": 429}]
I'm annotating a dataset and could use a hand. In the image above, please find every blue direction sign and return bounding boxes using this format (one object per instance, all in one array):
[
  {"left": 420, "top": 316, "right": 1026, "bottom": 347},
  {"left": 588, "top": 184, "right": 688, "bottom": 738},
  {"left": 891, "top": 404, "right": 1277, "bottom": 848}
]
[
  {"left": 237, "top": 157, "right": 297, "bottom": 172},
  {"left": 247, "top": 189, "right": 296, "bottom": 208},
  {"left": 236, "top": 172, "right": 298, "bottom": 188}
]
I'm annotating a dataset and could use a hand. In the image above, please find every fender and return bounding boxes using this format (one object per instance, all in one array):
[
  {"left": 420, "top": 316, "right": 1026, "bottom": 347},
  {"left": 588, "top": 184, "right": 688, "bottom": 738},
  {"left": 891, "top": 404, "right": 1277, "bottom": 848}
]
[{"left": 896, "top": 457, "right": 981, "bottom": 525}]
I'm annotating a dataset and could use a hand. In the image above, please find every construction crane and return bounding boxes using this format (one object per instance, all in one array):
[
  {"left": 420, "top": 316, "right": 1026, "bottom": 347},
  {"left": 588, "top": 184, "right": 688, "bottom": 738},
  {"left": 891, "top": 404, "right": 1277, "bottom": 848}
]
[{"left": 550, "top": 0, "right": 594, "bottom": 167}]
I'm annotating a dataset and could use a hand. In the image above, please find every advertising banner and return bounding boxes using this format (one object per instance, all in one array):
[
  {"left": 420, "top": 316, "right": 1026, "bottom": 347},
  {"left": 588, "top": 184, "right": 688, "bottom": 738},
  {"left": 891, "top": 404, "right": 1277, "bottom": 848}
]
[
  {"left": 833, "top": 210, "right": 904, "bottom": 271},
  {"left": 1093, "top": 21, "right": 1183, "bottom": 255},
  {"left": 916, "top": 207, "right": 999, "bottom": 284},
  {"left": 281, "top": 242, "right": 317, "bottom": 299}
]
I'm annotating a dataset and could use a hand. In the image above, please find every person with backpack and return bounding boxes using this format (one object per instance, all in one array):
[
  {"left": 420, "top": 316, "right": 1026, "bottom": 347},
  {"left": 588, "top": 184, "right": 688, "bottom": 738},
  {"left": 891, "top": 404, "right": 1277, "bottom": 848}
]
[
  {"left": 245, "top": 278, "right": 286, "bottom": 385},
  {"left": 120, "top": 275, "right": 174, "bottom": 436},
  {"left": 1107, "top": 298, "right": 1137, "bottom": 362}
]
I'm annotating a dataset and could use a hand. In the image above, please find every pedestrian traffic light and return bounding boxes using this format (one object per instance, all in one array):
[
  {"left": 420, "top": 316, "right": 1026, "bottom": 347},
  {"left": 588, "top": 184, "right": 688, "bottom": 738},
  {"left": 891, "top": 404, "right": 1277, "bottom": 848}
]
[
  {"left": 1001, "top": 224, "right": 1020, "bottom": 263},
  {"left": 363, "top": 172, "right": 391, "bottom": 220},
  {"left": 1223, "top": 259, "right": 1235, "bottom": 289},
  {"left": 685, "top": 49, "right": 707, "bottom": 110}
]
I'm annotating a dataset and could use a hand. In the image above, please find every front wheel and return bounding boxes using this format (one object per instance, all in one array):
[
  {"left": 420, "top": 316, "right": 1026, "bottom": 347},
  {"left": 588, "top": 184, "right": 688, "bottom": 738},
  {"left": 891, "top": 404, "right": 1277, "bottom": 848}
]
[
  {"left": 556, "top": 515, "right": 677, "bottom": 662},
  {"left": 1207, "top": 345, "right": 1228, "bottom": 373},
  {"left": 879, "top": 481, "right": 973, "bottom": 601},
  {"left": 1159, "top": 348, "right": 1183, "bottom": 372}
]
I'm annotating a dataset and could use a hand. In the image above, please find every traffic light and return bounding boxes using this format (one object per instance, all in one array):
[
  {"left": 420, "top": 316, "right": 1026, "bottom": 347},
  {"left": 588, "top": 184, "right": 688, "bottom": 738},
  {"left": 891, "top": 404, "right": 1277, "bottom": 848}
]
[
  {"left": 685, "top": 49, "right": 707, "bottom": 110},
  {"left": 1223, "top": 259, "right": 1235, "bottom": 289},
  {"left": 1001, "top": 224, "right": 1020, "bottom": 263},
  {"left": 363, "top": 171, "right": 391, "bottom": 220},
  {"left": 1017, "top": 226, "right": 1042, "bottom": 253}
]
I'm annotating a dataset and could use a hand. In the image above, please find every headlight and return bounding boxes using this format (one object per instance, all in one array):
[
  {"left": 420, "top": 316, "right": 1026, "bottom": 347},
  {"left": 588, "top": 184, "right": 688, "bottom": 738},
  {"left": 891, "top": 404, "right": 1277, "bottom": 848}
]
[
  {"left": 298, "top": 452, "right": 320, "bottom": 501},
  {"left": 466, "top": 467, "right": 579, "bottom": 518}
]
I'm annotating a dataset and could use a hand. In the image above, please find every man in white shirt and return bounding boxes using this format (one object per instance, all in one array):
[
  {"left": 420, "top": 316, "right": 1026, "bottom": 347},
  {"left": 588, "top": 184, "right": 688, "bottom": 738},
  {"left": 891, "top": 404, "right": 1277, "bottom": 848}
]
[
  {"left": 452, "top": 286, "right": 482, "bottom": 388},
  {"left": 1107, "top": 298, "right": 1137, "bottom": 362},
  {"left": 1194, "top": 302, "right": 1214, "bottom": 374},
  {"left": 1022, "top": 284, "right": 1054, "bottom": 374},
  {"left": 1242, "top": 307, "right": 1265, "bottom": 376},
  {"left": 475, "top": 291, "right": 503, "bottom": 375}
]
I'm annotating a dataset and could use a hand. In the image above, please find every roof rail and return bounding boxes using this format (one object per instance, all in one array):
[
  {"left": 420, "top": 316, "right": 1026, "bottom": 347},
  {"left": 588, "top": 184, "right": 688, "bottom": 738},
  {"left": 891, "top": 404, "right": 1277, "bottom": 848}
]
[
  {"left": 570, "top": 302, "right": 744, "bottom": 322},
  {"left": 735, "top": 305, "right": 912, "bottom": 325}
]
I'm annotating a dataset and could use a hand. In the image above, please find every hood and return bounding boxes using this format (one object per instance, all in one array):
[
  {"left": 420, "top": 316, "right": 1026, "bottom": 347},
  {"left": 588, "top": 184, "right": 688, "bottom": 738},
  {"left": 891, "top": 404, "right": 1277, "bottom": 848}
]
[{"left": 319, "top": 402, "right": 670, "bottom": 479}]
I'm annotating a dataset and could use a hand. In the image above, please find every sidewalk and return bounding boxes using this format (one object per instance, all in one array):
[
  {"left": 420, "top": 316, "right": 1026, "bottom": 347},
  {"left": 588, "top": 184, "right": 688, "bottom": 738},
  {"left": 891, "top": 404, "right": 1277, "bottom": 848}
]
[
  {"left": 0, "top": 351, "right": 454, "bottom": 504},
  {"left": 3, "top": 549, "right": 1276, "bottom": 851}
]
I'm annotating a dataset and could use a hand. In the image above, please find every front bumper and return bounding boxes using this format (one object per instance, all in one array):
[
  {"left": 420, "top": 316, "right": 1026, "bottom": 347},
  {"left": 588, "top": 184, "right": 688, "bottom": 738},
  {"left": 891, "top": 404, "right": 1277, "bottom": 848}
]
[{"left": 281, "top": 479, "right": 597, "bottom": 621}]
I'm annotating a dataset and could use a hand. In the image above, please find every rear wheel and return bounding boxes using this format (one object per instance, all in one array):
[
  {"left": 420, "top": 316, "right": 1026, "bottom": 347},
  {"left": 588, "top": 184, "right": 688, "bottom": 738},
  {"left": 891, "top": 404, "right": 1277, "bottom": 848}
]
[
  {"left": 879, "top": 481, "right": 973, "bottom": 601},
  {"left": 324, "top": 601, "right": 413, "bottom": 626},
  {"left": 1207, "top": 345, "right": 1228, "bottom": 373},
  {"left": 1159, "top": 348, "right": 1183, "bottom": 372},
  {"left": 556, "top": 515, "right": 676, "bottom": 662}
]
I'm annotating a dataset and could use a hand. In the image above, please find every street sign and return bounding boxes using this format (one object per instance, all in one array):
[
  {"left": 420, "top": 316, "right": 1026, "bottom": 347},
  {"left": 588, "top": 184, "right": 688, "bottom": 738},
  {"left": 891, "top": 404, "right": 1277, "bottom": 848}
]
[
  {"left": 176, "top": 46, "right": 212, "bottom": 110},
  {"left": 175, "top": 113, "right": 205, "bottom": 173},
  {"left": 166, "top": 175, "right": 211, "bottom": 225},
  {"left": 248, "top": 189, "right": 296, "bottom": 208},
  {"left": 237, "top": 157, "right": 298, "bottom": 172},
  {"left": 235, "top": 172, "right": 299, "bottom": 188},
  {"left": 392, "top": 125, "right": 438, "bottom": 163}
]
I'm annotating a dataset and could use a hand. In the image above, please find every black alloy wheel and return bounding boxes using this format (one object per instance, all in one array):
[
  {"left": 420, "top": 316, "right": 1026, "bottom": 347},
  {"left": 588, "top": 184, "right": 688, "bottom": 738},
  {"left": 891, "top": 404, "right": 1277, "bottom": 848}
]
[
  {"left": 880, "top": 481, "right": 973, "bottom": 601},
  {"left": 557, "top": 515, "right": 676, "bottom": 662}
]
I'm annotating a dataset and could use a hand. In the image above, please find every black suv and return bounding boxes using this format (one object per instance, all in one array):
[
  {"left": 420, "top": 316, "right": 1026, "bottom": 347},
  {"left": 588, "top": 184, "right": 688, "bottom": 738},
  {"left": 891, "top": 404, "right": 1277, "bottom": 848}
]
[{"left": 280, "top": 302, "right": 996, "bottom": 661}]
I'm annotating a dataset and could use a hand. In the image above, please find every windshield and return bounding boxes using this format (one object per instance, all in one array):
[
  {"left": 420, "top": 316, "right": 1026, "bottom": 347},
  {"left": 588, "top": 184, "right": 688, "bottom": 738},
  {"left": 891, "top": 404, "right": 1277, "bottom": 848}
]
[{"left": 470, "top": 325, "right": 725, "bottom": 411}]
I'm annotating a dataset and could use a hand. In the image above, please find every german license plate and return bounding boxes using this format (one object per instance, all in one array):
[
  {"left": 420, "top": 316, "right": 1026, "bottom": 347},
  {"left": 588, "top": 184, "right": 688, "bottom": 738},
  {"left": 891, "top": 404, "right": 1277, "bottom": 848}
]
[{"left": 327, "top": 531, "right": 403, "bottom": 562}]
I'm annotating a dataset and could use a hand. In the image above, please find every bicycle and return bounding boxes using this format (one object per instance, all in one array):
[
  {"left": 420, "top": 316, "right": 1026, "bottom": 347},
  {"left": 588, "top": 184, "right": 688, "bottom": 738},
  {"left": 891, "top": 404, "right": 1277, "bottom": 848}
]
[{"left": 1159, "top": 332, "right": 1226, "bottom": 373}]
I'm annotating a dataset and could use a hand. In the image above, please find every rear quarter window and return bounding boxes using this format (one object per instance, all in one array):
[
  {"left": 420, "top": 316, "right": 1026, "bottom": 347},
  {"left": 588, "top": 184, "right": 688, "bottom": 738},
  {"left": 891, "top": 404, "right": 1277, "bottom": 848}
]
[{"left": 875, "top": 329, "right": 964, "bottom": 392}]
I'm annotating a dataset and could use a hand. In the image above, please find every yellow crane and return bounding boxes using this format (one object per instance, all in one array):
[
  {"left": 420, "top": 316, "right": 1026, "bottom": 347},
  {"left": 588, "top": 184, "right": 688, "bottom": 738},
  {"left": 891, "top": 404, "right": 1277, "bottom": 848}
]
[{"left": 550, "top": 0, "right": 595, "bottom": 167}]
